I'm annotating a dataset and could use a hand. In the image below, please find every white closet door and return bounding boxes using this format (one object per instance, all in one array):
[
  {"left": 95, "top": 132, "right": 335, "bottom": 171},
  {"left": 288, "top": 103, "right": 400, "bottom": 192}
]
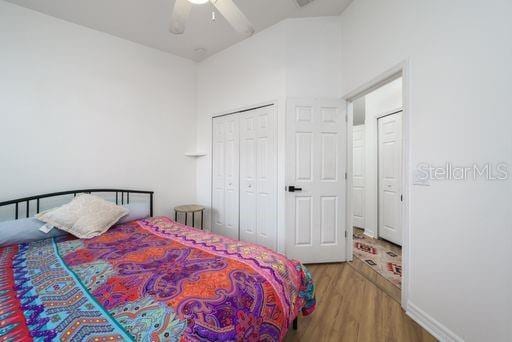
[
  {"left": 239, "top": 106, "right": 277, "bottom": 250},
  {"left": 212, "top": 115, "right": 239, "bottom": 240},
  {"left": 378, "top": 112, "right": 402, "bottom": 245},
  {"left": 352, "top": 125, "right": 366, "bottom": 229}
]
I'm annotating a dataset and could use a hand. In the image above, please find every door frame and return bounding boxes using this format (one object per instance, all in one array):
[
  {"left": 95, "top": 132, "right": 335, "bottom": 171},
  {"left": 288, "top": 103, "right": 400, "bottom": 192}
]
[{"left": 343, "top": 61, "right": 411, "bottom": 309}]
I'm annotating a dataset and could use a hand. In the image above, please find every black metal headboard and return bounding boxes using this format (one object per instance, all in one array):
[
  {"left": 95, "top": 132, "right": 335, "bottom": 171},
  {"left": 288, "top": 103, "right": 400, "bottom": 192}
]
[{"left": 0, "top": 189, "right": 154, "bottom": 220}]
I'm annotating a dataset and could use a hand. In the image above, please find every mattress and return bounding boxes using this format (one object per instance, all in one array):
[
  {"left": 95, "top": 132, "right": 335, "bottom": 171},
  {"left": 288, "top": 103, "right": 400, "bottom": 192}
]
[{"left": 0, "top": 216, "right": 315, "bottom": 341}]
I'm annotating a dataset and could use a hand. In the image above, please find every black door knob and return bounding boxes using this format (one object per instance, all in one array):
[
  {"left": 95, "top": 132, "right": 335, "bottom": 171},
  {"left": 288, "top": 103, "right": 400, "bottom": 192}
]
[{"left": 287, "top": 186, "right": 303, "bottom": 192}]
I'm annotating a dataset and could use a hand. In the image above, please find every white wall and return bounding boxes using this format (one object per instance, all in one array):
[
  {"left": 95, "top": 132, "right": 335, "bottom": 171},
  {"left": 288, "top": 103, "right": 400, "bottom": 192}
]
[
  {"left": 195, "top": 17, "right": 342, "bottom": 252},
  {"left": 0, "top": 2, "right": 198, "bottom": 217},
  {"left": 195, "top": 21, "right": 287, "bottom": 240},
  {"left": 285, "top": 17, "right": 342, "bottom": 98},
  {"left": 340, "top": 1, "right": 512, "bottom": 341},
  {"left": 362, "top": 78, "right": 402, "bottom": 238}
]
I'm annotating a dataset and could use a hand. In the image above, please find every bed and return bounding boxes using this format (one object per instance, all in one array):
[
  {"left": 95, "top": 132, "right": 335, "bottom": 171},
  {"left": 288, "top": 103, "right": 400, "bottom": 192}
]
[{"left": 0, "top": 189, "right": 315, "bottom": 341}]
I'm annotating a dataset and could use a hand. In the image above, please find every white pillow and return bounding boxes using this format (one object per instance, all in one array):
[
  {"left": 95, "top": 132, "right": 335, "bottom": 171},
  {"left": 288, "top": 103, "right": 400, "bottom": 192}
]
[{"left": 36, "top": 194, "right": 128, "bottom": 239}]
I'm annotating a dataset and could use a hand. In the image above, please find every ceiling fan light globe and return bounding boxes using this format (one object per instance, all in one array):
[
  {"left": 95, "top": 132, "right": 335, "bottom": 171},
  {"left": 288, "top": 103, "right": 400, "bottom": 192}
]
[{"left": 187, "top": 0, "right": 209, "bottom": 4}]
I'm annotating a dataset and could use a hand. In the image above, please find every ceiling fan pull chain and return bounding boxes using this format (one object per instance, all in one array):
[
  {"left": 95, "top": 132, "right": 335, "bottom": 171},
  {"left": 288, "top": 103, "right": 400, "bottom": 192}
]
[{"left": 209, "top": 1, "right": 217, "bottom": 22}]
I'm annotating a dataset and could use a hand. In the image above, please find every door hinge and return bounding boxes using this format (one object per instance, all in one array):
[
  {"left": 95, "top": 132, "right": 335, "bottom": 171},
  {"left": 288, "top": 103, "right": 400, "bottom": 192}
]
[
  {"left": 401, "top": 194, "right": 403, "bottom": 202},
  {"left": 345, "top": 231, "right": 348, "bottom": 238},
  {"left": 345, "top": 114, "right": 348, "bottom": 123},
  {"left": 344, "top": 172, "right": 347, "bottom": 180}
]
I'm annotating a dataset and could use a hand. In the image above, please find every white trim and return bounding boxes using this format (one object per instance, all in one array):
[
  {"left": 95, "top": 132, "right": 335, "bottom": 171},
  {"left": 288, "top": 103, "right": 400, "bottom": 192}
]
[
  {"left": 210, "top": 100, "right": 277, "bottom": 118},
  {"left": 343, "top": 60, "right": 411, "bottom": 310},
  {"left": 376, "top": 107, "right": 403, "bottom": 119},
  {"left": 401, "top": 60, "right": 411, "bottom": 308},
  {"left": 276, "top": 97, "right": 287, "bottom": 254},
  {"left": 363, "top": 230, "right": 376, "bottom": 239},
  {"left": 406, "top": 302, "right": 464, "bottom": 342},
  {"left": 343, "top": 64, "right": 404, "bottom": 102},
  {"left": 345, "top": 102, "right": 354, "bottom": 261}
]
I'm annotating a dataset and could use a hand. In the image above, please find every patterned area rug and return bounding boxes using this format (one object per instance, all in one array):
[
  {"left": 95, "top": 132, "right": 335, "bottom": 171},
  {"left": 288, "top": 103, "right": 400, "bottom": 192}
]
[{"left": 353, "top": 232, "right": 402, "bottom": 288}]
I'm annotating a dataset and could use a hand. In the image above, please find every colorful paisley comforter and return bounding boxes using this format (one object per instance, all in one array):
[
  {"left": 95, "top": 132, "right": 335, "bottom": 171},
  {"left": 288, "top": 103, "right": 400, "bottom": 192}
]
[{"left": 0, "top": 216, "right": 315, "bottom": 341}]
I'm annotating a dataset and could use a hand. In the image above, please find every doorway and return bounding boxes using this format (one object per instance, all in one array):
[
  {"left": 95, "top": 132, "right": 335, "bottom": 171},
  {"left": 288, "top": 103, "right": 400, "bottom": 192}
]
[{"left": 347, "top": 74, "right": 406, "bottom": 303}]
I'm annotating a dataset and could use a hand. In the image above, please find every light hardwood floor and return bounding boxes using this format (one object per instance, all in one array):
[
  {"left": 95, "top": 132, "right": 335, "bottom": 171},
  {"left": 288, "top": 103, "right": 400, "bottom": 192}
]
[
  {"left": 349, "top": 255, "right": 401, "bottom": 303},
  {"left": 285, "top": 263, "right": 435, "bottom": 342}
]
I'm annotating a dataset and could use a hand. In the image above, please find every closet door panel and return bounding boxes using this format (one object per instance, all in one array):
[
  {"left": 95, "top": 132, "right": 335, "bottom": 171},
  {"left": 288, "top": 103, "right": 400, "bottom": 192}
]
[
  {"left": 239, "top": 114, "right": 257, "bottom": 243},
  {"left": 239, "top": 107, "right": 277, "bottom": 249},
  {"left": 255, "top": 107, "right": 276, "bottom": 250},
  {"left": 212, "top": 187, "right": 225, "bottom": 228},
  {"left": 223, "top": 116, "right": 239, "bottom": 239},
  {"left": 212, "top": 119, "right": 225, "bottom": 234},
  {"left": 212, "top": 116, "right": 239, "bottom": 240}
]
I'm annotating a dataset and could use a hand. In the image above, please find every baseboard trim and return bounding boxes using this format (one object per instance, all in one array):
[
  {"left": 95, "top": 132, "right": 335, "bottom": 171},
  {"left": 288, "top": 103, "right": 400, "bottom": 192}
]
[
  {"left": 406, "top": 302, "right": 463, "bottom": 342},
  {"left": 363, "top": 230, "right": 376, "bottom": 239}
]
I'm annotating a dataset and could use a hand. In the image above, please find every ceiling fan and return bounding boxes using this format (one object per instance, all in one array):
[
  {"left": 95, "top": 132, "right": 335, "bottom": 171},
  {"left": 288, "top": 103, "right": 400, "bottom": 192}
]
[{"left": 170, "top": 0, "right": 255, "bottom": 36}]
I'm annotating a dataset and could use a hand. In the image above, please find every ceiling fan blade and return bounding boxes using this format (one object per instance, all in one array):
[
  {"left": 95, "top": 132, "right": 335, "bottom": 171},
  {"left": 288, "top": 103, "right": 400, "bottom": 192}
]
[
  {"left": 211, "top": 0, "right": 255, "bottom": 36},
  {"left": 170, "top": 0, "right": 192, "bottom": 34}
]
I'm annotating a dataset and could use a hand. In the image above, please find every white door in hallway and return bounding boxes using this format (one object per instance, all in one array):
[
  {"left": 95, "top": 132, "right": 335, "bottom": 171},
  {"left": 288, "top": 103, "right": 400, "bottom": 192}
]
[
  {"left": 378, "top": 112, "right": 403, "bottom": 245},
  {"left": 212, "top": 115, "right": 239, "bottom": 240},
  {"left": 352, "top": 125, "right": 366, "bottom": 229},
  {"left": 286, "top": 99, "right": 347, "bottom": 263},
  {"left": 239, "top": 106, "right": 277, "bottom": 250}
]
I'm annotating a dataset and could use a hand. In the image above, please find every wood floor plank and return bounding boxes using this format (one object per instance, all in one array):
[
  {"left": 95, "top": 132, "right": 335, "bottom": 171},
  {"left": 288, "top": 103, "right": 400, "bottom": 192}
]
[
  {"left": 285, "top": 263, "right": 435, "bottom": 342},
  {"left": 348, "top": 257, "right": 402, "bottom": 303}
]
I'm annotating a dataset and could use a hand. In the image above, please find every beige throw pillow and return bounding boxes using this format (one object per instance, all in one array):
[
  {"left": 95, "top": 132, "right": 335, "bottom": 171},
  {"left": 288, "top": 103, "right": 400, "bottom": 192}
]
[{"left": 36, "top": 194, "right": 128, "bottom": 239}]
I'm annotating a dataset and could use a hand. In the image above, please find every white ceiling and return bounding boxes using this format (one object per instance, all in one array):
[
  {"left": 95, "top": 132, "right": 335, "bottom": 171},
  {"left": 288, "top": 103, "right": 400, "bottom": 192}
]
[{"left": 6, "top": 0, "right": 353, "bottom": 61}]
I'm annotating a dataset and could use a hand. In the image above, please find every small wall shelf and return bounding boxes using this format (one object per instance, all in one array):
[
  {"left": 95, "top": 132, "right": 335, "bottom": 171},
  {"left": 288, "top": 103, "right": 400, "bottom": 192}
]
[{"left": 185, "top": 152, "right": 207, "bottom": 158}]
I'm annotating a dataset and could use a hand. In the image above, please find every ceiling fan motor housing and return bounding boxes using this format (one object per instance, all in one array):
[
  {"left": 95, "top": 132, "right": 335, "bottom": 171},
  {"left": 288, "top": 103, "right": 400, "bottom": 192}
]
[{"left": 295, "top": 0, "right": 315, "bottom": 7}]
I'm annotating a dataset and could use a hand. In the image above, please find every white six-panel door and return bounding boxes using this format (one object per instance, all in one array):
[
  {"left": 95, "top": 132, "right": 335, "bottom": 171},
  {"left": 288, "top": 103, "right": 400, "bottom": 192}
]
[
  {"left": 212, "top": 115, "right": 240, "bottom": 240},
  {"left": 378, "top": 112, "right": 403, "bottom": 245},
  {"left": 239, "top": 106, "right": 277, "bottom": 250},
  {"left": 352, "top": 125, "right": 366, "bottom": 229},
  {"left": 286, "top": 99, "right": 347, "bottom": 263}
]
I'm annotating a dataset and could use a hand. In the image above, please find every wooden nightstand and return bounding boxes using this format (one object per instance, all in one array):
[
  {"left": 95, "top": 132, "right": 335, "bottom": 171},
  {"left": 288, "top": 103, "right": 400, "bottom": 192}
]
[{"left": 173, "top": 205, "right": 205, "bottom": 230}]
